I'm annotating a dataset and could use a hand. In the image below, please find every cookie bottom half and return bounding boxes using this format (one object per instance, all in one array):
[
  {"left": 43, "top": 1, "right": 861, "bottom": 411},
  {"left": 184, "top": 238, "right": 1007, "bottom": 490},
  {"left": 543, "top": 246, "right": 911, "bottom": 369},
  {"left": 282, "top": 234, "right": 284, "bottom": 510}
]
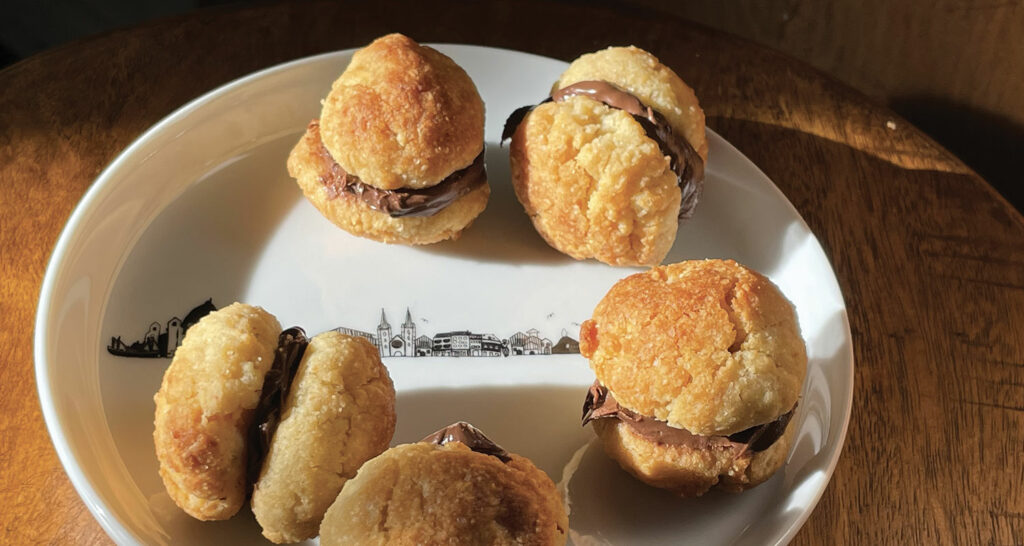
[
  {"left": 593, "top": 418, "right": 795, "bottom": 497},
  {"left": 288, "top": 125, "right": 489, "bottom": 245}
]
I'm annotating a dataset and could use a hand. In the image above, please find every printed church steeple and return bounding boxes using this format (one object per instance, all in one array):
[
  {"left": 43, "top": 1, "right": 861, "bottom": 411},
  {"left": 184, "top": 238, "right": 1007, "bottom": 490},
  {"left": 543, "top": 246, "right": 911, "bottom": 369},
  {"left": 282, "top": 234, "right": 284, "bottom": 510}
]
[
  {"left": 377, "top": 309, "right": 392, "bottom": 353},
  {"left": 401, "top": 308, "right": 416, "bottom": 353}
]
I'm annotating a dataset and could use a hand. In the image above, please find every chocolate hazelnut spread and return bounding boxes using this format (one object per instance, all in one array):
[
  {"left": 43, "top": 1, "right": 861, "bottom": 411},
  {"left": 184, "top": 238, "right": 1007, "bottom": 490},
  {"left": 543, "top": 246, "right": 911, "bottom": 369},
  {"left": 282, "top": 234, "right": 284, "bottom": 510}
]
[
  {"left": 308, "top": 120, "right": 486, "bottom": 218},
  {"left": 247, "top": 327, "right": 309, "bottom": 484},
  {"left": 582, "top": 382, "right": 795, "bottom": 454},
  {"left": 421, "top": 421, "right": 512, "bottom": 462},
  {"left": 502, "top": 80, "right": 705, "bottom": 219}
]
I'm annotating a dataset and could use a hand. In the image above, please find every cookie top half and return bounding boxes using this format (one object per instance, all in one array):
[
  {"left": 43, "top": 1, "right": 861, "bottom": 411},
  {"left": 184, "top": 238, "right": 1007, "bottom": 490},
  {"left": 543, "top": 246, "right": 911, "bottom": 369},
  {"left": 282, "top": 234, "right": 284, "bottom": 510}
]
[
  {"left": 320, "top": 33, "right": 485, "bottom": 191},
  {"left": 579, "top": 260, "right": 807, "bottom": 436},
  {"left": 554, "top": 46, "right": 707, "bottom": 163},
  {"left": 510, "top": 96, "right": 682, "bottom": 266},
  {"left": 320, "top": 440, "right": 567, "bottom": 545}
]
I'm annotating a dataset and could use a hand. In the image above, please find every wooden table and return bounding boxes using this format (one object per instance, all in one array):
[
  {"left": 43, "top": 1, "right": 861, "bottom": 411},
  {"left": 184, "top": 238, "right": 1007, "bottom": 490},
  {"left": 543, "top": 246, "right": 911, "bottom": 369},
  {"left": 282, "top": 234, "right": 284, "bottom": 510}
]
[{"left": 3, "top": 1, "right": 1022, "bottom": 543}]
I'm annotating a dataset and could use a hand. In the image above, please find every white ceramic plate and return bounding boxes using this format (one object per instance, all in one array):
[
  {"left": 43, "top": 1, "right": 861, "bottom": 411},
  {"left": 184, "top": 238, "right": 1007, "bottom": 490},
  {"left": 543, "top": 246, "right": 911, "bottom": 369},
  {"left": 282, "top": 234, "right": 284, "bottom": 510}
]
[{"left": 35, "top": 45, "right": 853, "bottom": 545}]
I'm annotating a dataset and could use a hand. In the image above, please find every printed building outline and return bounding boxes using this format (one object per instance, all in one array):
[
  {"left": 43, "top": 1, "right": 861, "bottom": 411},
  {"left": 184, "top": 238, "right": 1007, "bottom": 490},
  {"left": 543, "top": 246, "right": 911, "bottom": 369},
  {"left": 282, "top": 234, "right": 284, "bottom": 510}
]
[{"left": 109, "top": 302, "right": 580, "bottom": 358}]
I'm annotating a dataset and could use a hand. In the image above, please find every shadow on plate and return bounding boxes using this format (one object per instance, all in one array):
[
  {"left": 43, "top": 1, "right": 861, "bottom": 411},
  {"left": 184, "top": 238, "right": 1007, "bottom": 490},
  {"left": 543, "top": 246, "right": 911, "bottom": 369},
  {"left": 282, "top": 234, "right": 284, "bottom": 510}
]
[
  {"left": 413, "top": 143, "right": 570, "bottom": 265},
  {"left": 139, "top": 384, "right": 593, "bottom": 544},
  {"left": 565, "top": 437, "right": 787, "bottom": 545},
  {"left": 394, "top": 384, "right": 592, "bottom": 477}
]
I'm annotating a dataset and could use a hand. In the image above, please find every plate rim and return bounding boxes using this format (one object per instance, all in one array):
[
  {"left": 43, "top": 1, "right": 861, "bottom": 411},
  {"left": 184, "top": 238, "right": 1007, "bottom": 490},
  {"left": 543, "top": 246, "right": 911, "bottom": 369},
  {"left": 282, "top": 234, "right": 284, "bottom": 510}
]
[
  {"left": 34, "top": 44, "right": 855, "bottom": 546},
  {"left": 34, "top": 48, "right": 360, "bottom": 546},
  {"left": 706, "top": 134, "right": 855, "bottom": 546}
]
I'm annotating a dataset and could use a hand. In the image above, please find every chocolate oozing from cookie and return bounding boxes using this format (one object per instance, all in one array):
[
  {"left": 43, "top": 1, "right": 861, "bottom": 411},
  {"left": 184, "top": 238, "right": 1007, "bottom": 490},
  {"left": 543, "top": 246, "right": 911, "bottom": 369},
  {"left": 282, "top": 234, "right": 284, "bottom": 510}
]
[
  {"left": 246, "top": 327, "right": 309, "bottom": 485},
  {"left": 308, "top": 120, "right": 486, "bottom": 218},
  {"left": 502, "top": 80, "right": 705, "bottom": 220},
  {"left": 582, "top": 382, "right": 795, "bottom": 454},
  {"left": 421, "top": 421, "right": 512, "bottom": 463}
]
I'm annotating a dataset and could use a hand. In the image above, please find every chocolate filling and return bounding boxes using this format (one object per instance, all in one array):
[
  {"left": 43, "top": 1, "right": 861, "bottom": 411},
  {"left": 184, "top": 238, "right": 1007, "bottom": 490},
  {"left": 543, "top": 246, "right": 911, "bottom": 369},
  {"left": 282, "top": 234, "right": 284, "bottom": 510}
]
[
  {"left": 246, "top": 327, "right": 309, "bottom": 485},
  {"left": 501, "top": 80, "right": 705, "bottom": 220},
  {"left": 308, "top": 120, "right": 487, "bottom": 218},
  {"left": 581, "top": 382, "right": 795, "bottom": 454},
  {"left": 421, "top": 421, "right": 512, "bottom": 463}
]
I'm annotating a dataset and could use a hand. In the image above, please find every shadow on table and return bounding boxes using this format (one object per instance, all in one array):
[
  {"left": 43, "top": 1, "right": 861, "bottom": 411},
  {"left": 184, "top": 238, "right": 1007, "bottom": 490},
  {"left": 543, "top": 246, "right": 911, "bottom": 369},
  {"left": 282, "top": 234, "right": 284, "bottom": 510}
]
[{"left": 890, "top": 94, "right": 1024, "bottom": 213}]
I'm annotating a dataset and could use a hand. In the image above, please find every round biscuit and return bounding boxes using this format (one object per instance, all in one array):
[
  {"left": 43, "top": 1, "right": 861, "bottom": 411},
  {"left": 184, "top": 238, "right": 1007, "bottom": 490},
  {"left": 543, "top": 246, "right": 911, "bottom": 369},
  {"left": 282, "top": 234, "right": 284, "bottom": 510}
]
[
  {"left": 153, "top": 303, "right": 281, "bottom": 520},
  {"left": 509, "top": 96, "right": 681, "bottom": 266},
  {"left": 288, "top": 124, "right": 490, "bottom": 245},
  {"left": 579, "top": 260, "right": 807, "bottom": 435},
  {"left": 319, "top": 442, "right": 568, "bottom": 546},
  {"left": 252, "top": 331, "right": 396, "bottom": 543},
  {"left": 320, "top": 33, "right": 485, "bottom": 190}
]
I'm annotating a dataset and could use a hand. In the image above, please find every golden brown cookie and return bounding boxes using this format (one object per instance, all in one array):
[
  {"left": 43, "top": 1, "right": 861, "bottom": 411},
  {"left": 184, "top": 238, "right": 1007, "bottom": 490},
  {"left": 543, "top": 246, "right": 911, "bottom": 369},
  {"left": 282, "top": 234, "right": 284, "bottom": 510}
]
[
  {"left": 288, "top": 33, "right": 489, "bottom": 245},
  {"left": 508, "top": 46, "right": 707, "bottom": 266},
  {"left": 252, "top": 331, "right": 396, "bottom": 543},
  {"left": 321, "top": 33, "right": 484, "bottom": 190},
  {"left": 153, "top": 303, "right": 281, "bottom": 520},
  {"left": 579, "top": 259, "right": 807, "bottom": 495},
  {"left": 319, "top": 422, "right": 568, "bottom": 546}
]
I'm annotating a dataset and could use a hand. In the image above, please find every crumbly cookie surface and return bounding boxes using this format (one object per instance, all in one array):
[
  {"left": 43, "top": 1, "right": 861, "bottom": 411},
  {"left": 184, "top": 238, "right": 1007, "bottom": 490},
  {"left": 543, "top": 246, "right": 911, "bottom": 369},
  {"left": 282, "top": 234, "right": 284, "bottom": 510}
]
[
  {"left": 319, "top": 442, "right": 568, "bottom": 546},
  {"left": 555, "top": 45, "right": 708, "bottom": 163},
  {"left": 153, "top": 303, "right": 281, "bottom": 520},
  {"left": 252, "top": 332, "right": 396, "bottom": 543},
  {"left": 593, "top": 416, "right": 796, "bottom": 496},
  {"left": 288, "top": 123, "right": 489, "bottom": 245},
  {"left": 510, "top": 96, "right": 681, "bottom": 266},
  {"left": 320, "top": 33, "right": 485, "bottom": 190},
  {"left": 579, "top": 260, "right": 807, "bottom": 435}
]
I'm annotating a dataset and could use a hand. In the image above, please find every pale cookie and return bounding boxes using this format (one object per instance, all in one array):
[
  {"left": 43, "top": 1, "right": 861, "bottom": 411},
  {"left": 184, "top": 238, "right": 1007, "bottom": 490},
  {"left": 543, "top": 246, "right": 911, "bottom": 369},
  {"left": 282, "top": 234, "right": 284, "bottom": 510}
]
[
  {"left": 252, "top": 331, "right": 396, "bottom": 543},
  {"left": 555, "top": 46, "right": 707, "bottom": 162},
  {"left": 153, "top": 303, "right": 281, "bottom": 520},
  {"left": 320, "top": 423, "right": 568, "bottom": 546}
]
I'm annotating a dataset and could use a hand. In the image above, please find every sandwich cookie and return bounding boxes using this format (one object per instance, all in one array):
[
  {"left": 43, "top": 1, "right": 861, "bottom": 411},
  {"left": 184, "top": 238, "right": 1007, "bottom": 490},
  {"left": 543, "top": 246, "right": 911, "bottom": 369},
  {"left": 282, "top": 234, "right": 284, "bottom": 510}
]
[
  {"left": 319, "top": 422, "right": 568, "bottom": 546},
  {"left": 288, "top": 33, "right": 489, "bottom": 244},
  {"left": 504, "top": 46, "right": 707, "bottom": 266},
  {"left": 578, "top": 260, "right": 806, "bottom": 496},
  {"left": 153, "top": 303, "right": 396, "bottom": 543}
]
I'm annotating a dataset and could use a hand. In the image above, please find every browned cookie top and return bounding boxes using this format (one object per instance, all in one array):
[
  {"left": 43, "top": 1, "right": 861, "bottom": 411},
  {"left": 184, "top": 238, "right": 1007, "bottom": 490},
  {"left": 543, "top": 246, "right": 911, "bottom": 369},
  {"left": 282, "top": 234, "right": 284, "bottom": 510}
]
[
  {"left": 580, "top": 259, "right": 807, "bottom": 436},
  {"left": 320, "top": 33, "right": 485, "bottom": 190}
]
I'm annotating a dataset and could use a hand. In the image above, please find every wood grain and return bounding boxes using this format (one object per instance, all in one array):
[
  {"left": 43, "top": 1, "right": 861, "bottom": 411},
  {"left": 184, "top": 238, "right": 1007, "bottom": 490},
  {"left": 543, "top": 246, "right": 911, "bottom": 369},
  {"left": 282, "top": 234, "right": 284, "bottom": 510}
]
[
  {"left": 622, "top": 0, "right": 1024, "bottom": 210},
  {"left": 641, "top": 0, "right": 1024, "bottom": 126},
  {"left": 1, "top": 1, "right": 1022, "bottom": 544}
]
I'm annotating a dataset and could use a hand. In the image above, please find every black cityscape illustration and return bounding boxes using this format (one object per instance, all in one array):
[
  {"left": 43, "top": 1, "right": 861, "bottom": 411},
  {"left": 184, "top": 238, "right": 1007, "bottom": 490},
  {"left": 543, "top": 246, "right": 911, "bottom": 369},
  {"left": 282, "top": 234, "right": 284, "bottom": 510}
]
[
  {"left": 107, "top": 299, "right": 217, "bottom": 358},
  {"left": 107, "top": 301, "right": 580, "bottom": 359}
]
